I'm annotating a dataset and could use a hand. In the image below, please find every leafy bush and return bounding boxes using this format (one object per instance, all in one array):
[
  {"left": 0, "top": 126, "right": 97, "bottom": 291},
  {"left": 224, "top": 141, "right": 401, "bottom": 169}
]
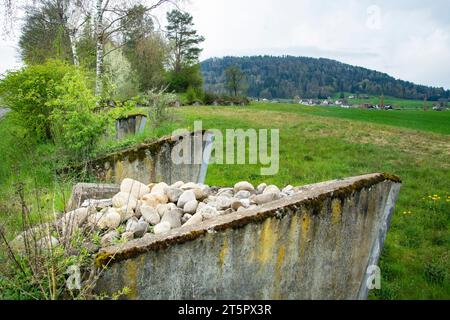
[
  {"left": 49, "top": 69, "right": 106, "bottom": 157},
  {"left": 0, "top": 60, "right": 106, "bottom": 158},
  {"left": 0, "top": 60, "right": 74, "bottom": 141},
  {"left": 166, "top": 64, "right": 203, "bottom": 93},
  {"left": 185, "top": 86, "right": 204, "bottom": 104},
  {"left": 143, "top": 89, "right": 177, "bottom": 127}
]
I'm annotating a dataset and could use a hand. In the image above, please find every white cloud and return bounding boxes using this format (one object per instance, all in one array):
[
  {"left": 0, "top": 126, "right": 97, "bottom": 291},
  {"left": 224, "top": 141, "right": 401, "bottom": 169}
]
[{"left": 188, "top": 0, "right": 450, "bottom": 89}]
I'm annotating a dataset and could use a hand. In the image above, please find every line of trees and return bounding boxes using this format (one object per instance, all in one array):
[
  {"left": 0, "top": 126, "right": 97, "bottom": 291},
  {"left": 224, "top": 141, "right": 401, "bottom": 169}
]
[
  {"left": 1, "top": 0, "right": 205, "bottom": 99},
  {"left": 201, "top": 56, "right": 450, "bottom": 101}
]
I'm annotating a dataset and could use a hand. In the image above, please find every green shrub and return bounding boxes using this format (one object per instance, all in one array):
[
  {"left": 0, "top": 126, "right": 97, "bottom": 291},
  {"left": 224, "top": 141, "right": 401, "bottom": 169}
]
[
  {"left": 0, "top": 60, "right": 74, "bottom": 141},
  {"left": 0, "top": 60, "right": 106, "bottom": 159},
  {"left": 185, "top": 86, "right": 204, "bottom": 104},
  {"left": 49, "top": 69, "right": 106, "bottom": 158},
  {"left": 144, "top": 89, "right": 177, "bottom": 127}
]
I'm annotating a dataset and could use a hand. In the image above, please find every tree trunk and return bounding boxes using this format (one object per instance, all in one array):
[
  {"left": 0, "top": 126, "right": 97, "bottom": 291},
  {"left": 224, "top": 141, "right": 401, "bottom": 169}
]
[
  {"left": 95, "top": 0, "right": 104, "bottom": 96},
  {"left": 69, "top": 31, "right": 79, "bottom": 66}
]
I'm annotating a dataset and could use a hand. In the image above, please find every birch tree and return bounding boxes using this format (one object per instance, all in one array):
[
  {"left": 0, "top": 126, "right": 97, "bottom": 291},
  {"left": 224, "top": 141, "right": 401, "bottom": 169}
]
[{"left": 92, "top": 0, "right": 174, "bottom": 96}]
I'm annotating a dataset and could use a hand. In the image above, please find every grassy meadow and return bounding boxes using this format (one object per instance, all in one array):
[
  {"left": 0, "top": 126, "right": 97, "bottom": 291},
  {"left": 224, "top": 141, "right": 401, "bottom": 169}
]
[
  {"left": 176, "top": 104, "right": 449, "bottom": 299},
  {"left": 0, "top": 102, "right": 448, "bottom": 299}
]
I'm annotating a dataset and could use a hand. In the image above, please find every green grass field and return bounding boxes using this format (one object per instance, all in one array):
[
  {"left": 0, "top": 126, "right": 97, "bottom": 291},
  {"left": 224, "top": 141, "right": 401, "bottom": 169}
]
[
  {"left": 0, "top": 102, "right": 448, "bottom": 299},
  {"left": 329, "top": 93, "right": 440, "bottom": 109},
  {"left": 248, "top": 104, "right": 450, "bottom": 135},
  {"left": 176, "top": 104, "right": 449, "bottom": 299}
]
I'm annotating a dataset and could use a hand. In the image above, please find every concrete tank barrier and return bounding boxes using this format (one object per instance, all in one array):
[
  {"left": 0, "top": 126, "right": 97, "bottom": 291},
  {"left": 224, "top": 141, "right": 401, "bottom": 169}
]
[
  {"left": 94, "top": 173, "right": 401, "bottom": 300},
  {"left": 88, "top": 131, "right": 213, "bottom": 186}
]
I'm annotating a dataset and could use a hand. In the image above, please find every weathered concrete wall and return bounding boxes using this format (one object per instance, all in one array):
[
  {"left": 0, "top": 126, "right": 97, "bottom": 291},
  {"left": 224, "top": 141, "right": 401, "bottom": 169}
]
[
  {"left": 94, "top": 173, "right": 401, "bottom": 300},
  {"left": 67, "top": 183, "right": 120, "bottom": 212},
  {"left": 115, "top": 115, "right": 147, "bottom": 140},
  {"left": 89, "top": 131, "right": 213, "bottom": 186}
]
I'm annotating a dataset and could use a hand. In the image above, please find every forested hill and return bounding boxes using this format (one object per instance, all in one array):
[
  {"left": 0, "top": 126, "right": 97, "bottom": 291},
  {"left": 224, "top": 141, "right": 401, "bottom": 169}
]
[{"left": 200, "top": 55, "right": 449, "bottom": 100}]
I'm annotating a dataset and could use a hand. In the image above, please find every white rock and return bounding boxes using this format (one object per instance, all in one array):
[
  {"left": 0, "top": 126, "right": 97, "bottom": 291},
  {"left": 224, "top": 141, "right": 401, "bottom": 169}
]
[
  {"left": 156, "top": 204, "right": 169, "bottom": 218},
  {"left": 126, "top": 217, "right": 139, "bottom": 233},
  {"left": 134, "top": 221, "right": 149, "bottom": 238},
  {"left": 177, "top": 190, "right": 196, "bottom": 208},
  {"left": 204, "top": 196, "right": 217, "bottom": 204},
  {"left": 121, "top": 232, "right": 134, "bottom": 242},
  {"left": 90, "top": 208, "right": 121, "bottom": 230},
  {"left": 231, "top": 199, "right": 244, "bottom": 211},
  {"left": 81, "top": 199, "right": 112, "bottom": 209},
  {"left": 198, "top": 205, "right": 219, "bottom": 220},
  {"left": 180, "top": 182, "right": 199, "bottom": 190},
  {"left": 117, "top": 205, "right": 135, "bottom": 222},
  {"left": 256, "top": 183, "right": 267, "bottom": 194},
  {"left": 182, "top": 214, "right": 193, "bottom": 224},
  {"left": 141, "top": 192, "right": 168, "bottom": 208},
  {"left": 59, "top": 207, "right": 93, "bottom": 236},
  {"left": 234, "top": 181, "right": 255, "bottom": 193},
  {"left": 235, "top": 190, "right": 251, "bottom": 199},
  {"left": 221, "top": 208, "right": 234, "bottom": 216},
  {"left": 253, "top": 192, "right": 281, "bottom": 205},
  {"left": 241, "top": 199, "right": 251, "bottom": 208},
  {"left": 120, "top": 178, "right": 150, "bottom": 199},
  {"left": 183, "top": 200, "right": 198, "bottom": 214},
  {"left": 161, "top": 209, "right": 182, "bottom": 228},
  {"left": 282, "top": 185, "right": 295, "bottom": 196},
  {"left": 141, "top": 205, "right": 161, "bottom": 225},
  {"left": 126, "top": 218, "right": 149, "bottom": 237},
  {"left": 101, "top": 230, "right": 120, "bottom": 247},
  {"left": 216, "top": 196, "right": 233, "bottom": 210},
  {"left": 112, "top": 192, "right": 138, "bottom": 210},
  {"left": 263, "top": 185, "right": 280, "bottom": 195},
  {"left": 197, "top": 202, "right": 207, "bottom": 212},
  {"left": 171, "top": 181, "right": 185, "bottom": 189},
  {"left": 154, "top": 222, "right": 171, "bottom": 235},
  {"left": 152, "top": 182, "right": 169, "bottom": 195},
  {"left": 192, "top": 188, "right": 206, "bottom": 201},
  {"left": 217, "top": 188, "right": 234, "bottom": 198},
  {"left": 182, "top": 212, "right": 203, "bottom": 228},
  {"left": 165, "top": 187, "right": 183, "bottom": 203}
]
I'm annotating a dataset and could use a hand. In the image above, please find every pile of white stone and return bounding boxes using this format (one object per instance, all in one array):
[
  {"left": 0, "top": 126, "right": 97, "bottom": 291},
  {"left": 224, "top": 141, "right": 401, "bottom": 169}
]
[
  {"left": 11, "top": 179, "right": 299, "bottom": 251},
  {"left": 82, "top": 178, "right": 298, "bottom": 248}
]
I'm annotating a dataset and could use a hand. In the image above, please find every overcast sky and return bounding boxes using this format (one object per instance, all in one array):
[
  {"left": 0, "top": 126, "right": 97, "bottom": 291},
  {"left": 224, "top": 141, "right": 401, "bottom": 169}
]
[{"left": 1, "top": 0, "right": 450, "bottom": 89}]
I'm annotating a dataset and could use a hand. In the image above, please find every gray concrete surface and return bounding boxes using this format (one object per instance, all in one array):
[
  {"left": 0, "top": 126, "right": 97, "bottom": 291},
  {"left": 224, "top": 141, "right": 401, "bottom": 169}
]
[
  {"left": 94, "top": 173, "right": 401, "bottom": 300},
  {"left": 88, "top": 131, "right": 213, "bottom": 185}
]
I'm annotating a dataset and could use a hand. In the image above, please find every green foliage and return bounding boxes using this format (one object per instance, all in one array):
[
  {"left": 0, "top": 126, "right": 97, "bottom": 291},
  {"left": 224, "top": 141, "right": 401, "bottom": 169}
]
[
  {"left": 144, "top": 89, "right": 177, "bottom": 127},
  {"left": 225, "top": 65, "right": 247, "bottom": 97},
  {"left": 166, "top": 9, "right": 204, "bottom": 93},
  {"left": 122, "top": 5, "right": 168, "bottom": 92},
  {"left": 0, "top": 60, "right": 106, "bottom": 159},
  {"left": 185, "top": 86, "right": 204, "bottom": 104},
  {"left": 18, "top": 2, "right": 73, "bottom": 65},
  {"left": 102, "top": 43, "right": 140, "bottom": 100},
  {"left": 166, "top": 9, "right": 205, "bottom": 70},
  {"left": 424, "top": 261, "right": 447, "bottom": 285},
  {"left": 0, "top": 60, "right": 75, "bottom": 141},
  {"left": 166, "top": 64, "right": 203, "bottom": 93},
  {"left": 76, "top": 19, "right": 97, "bottom": 71}
]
